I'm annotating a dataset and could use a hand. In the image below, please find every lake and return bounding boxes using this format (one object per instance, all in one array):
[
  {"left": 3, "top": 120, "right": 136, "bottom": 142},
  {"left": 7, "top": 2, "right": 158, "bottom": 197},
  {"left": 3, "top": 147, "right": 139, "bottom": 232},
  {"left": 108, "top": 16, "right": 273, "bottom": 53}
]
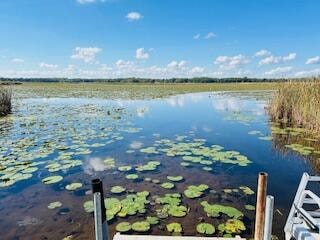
[{"left": 1, "top": 84, "right": 319, "bottom": 240}]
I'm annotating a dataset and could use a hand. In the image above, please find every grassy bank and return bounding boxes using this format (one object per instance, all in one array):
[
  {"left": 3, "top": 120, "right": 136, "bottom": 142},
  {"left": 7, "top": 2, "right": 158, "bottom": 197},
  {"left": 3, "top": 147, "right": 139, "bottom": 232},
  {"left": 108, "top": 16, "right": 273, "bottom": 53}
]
[
  {"left": 0, "top": 86, "right": 12, "bottom": 116},
  {"left": 269, "top": 81, "right": 320, "bottom": 132}
]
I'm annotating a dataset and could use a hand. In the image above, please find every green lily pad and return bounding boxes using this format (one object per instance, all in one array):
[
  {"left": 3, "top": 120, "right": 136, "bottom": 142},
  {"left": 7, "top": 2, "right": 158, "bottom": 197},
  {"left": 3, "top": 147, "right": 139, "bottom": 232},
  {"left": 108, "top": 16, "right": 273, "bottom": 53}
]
[
  {"left": 116, "top": 222, "right": 131, "bottom": 233},
  {"left": 146, "top": 216, "right": 159, "bottom": 225},
  {"left": 196, "top": 223, "right": 215, "bottom": 235},
  {"left": 161, "top": 182, "right": 175, "bottom": 189},
  {"left": 166, "top": 222, "right": 182, "bottom": 233},
  {"left": 132, "top": 221, "right": 150, "bottom": 232},
  {"left": 240, "top": 186, "right": 255, "bottom": 195},
  {"left": 118, "top": 166, "right": 132, "bottom": 172},
  {"left": 48, "top": 201, "right": 62, "bottom": 209},
  {"left": 168, "top": 205, "right": 187, "bottom": 217},
  {"left": 111, "top": 185, "right": 126, "bottom": 194},
  {"left": 126, "top": 174, "right": 139, "bottom": 180},
  {"left": 167, "top": 176, "right": 183, "bottom": 182},
  {"left": 245, "top": 204, "right": 255, "bottom": 211},
  {"left": 65, "top": 182, "right": 82, "bottom": 191},
  {"left": 42, "top": 175, "right": 63, "bottom": 184},
  {"left": 201, "top": 201, "right": 243, "bottom": 219},
  {"left": 184, "top": 184, "right": 209, "bottom": 199},
  {"left": 218, "top": 219, "right": 246, "bottom": 234},
  {"left": 83, "top": 200, "right": 94, "bottom": 213}
]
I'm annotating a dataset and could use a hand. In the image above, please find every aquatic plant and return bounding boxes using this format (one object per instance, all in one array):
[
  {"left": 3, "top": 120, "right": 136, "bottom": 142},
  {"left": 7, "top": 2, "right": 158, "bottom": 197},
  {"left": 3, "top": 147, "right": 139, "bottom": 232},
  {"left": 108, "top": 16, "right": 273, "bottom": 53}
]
[
  {"left": 239, "top": 186, "right": 255, "bottom": 195},
  {"left": 184, "top": 184, "right": 209, "bottom": 199},
  {"left": 106, "top": 198, "right": 122, "bottom": 221},
  {"left": 268, "top": 81, "right": 320, "bottom": 133},
  {"left": 118, "top": 166, "right": 132, "bottom": 172},
  {"left": 48, "top": 201, "right": 62, "bottom": 209},
  {"left": 131, "top": 221, "right": 150, "bottom": 232},
  {"left": 245, "top": 204, "right": 255, "bottom": 211},
  {"left": 116, "top": 222, "right": 131, "bottom": 233},
  {"left": 146, "top": 216, "right": 159, "bottom": 225},
  {"left": 196, "top": 223, "right": 215, "bottom": 235},
  {"left": 167, "top": 175, "right": 183, "bottom": 182},
  {"left": 0, "top": 86, "right": 12, "bottom": 117},
  {"left": 135, "top": 161, "right": 160, "bottom": 172},
  {"left": 65, "top": 182, "right": 82, "bottom": 191},
  {"left": 167, "top": 222, "right": 183, "bottom": 234},
  {"left": 218, "top": 219, "right": 246, "bottom": 235},
  {"left": 111, "top": 185, "right": 126, "bottom": 194},
  {"left": 42, "top": 175, "right": 63, "bottom": 184},
  {"left": 126, "top": 174, "right": 139, "bottom": 180},
  {"left": 201, "top": 201, "right": 244, "bottom": 219},
  {"left": 117, "top": 191, "right": 149, "bottom": 217},
  {"left": 161, "top": 182, "right": 175, "bottom": 189}
]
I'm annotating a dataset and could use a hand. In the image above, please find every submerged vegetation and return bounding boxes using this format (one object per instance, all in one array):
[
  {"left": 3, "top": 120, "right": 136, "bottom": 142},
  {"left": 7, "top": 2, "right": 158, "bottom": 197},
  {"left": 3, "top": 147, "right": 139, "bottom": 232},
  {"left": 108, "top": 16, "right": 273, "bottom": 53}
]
[
  {"left": 0, "top": 86, "right": 12, "bottom": 116},
  {"left": 269, "top": 81, "right": 320, "bottom": 133}
]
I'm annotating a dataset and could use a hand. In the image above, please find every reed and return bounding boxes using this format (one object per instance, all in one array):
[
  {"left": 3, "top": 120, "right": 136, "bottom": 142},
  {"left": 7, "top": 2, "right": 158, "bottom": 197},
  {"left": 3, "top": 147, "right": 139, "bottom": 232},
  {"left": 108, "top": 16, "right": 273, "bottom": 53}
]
[
  {"left": 0, "top": 86, "right": 12, "bottom": 116},
  {"left": 268, "top": 80, "right": 320, "bottom": 132}
]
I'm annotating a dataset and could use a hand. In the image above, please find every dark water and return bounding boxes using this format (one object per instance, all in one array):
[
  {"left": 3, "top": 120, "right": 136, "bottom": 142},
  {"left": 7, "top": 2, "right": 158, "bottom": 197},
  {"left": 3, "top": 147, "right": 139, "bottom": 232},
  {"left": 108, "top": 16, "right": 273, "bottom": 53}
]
[{"left": 0, "top": 91, "right": 319, "bottom": 240}]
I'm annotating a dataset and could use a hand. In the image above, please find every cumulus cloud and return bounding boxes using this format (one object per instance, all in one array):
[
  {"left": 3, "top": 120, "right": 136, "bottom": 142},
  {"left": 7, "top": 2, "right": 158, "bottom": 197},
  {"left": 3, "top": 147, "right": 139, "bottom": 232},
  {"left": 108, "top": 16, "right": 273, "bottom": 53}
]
[
  {"left": 39, "top": 62, "right": 58, "bottom": 69},
  {"left": 214, "top": 55, "right": 249, "bottom": 70},
  {"left": 294, "top": 68, "right": 320, "bottom": 77},
  {"left": 259, "top": 53, "right": 296, "bottom": 65},
  {"left": 115, "top": 59, "right": 134, "bottom": 69},
  {"left": 264, "top": 66, "right": 293, "bottom": 75},
  {"left": 205, "top": 32, "right": 216, "bottom": 39},
  {"left": 190, "top": 66, "right": 205, "bottom": 74},
  {"left": 255, "top": 49, "right": 271, "bottom": 57},
  {"left": 71, "top": 47, "right": 102, "bottom": 63},
  {"left": 136, "top": 48, "right": 149, "bottom": 60},
  {"left": 167, "top": 60, "right": 187, "bottom": 70},
  {"left": 306, "top": 56, "right": 320, "bottom": 65},
  {"left": 12, "top": 58, "right": 24, "bottom": 63},
  {"left": 126, "top": 12, "right": 143, "bottom": 21}
]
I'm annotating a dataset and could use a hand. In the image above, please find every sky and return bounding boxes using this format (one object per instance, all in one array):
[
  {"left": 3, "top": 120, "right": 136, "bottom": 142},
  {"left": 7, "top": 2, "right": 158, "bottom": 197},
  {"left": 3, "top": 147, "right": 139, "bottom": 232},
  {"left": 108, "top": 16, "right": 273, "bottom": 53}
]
[{"left": 0, "top": 0, "right": 320, "bottom": 79}]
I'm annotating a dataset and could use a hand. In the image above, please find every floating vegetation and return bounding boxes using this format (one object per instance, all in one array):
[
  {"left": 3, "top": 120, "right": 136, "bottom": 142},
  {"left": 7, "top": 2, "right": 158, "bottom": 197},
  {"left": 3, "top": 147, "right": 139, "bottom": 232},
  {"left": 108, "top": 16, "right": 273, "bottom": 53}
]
[
  {"left": 155, "top": 193, "right": 187, "bottom": 218},
  {"left": 48, "top": 201, "right": 62, "bottom": 209},
  {"left": 135, "top": 161, "right": 161, "bottom": 172},
  {"left": 167, "top": 222, "right": 183, "bottom": 234},
  {"left": 239, "top": 186, "right": 255, "bottom": 195},
  {"left": 118, "top": 166, "right": 132, "bottom": 172},
  {"left": 285, "top": 144, "right": 315, "bottom": 156},
  {"left": 126, "top": 174, "right": 139, "bottom": 180},
  {"left": 201, "top": 201, "right": 244, "bottom": 219},
  {"left": 116, "top": 222, "right": 131, "bottom": 233},
  {"left": 218, "top": 219, "right": 246, "bottom": 235},
  {"left": 117, "top": 191, "right": 149, "bottom": 218},
  {"left": 106, "top": 198, "right": 122, "bottom": 221},
  {"left": 146, "top": 216, "right": 159, "bottom": 225},
  {"left": 196, "top": 223, "right": 215, "bottom": 235},
  {"left": 167, "top": 175, "right": 183, "bottom": 182},
  {"left": 131, "top": 221, "right": 150, "bottom": 232},
  {"left": 65, "top": 182, "right": 82, "bottom": 191},
  {"left": 104, "top": 158, "right": 116, "bottom": 169},
  {"left": 111, "top": 186, "right": 126, "bottom": 194},
  {"left": 184, "top": 184, "right": 209, "bottom": 199},
  {"left": 245, "top": 204, "right": 255, "bottom": 211},
  {"left": 83, "top": 201, "right": 94, "bottom": 213},
  {"left": 42, "top": 175, "right": 63, "bottom": 184},
  {"left": 161, "top": 182, "right": 175, "bottom": 189}
]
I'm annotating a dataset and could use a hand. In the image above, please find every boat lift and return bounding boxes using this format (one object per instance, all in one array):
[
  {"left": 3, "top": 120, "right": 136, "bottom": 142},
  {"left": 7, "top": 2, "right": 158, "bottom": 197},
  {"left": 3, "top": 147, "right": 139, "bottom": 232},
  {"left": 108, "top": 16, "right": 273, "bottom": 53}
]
[{"left": 92, "top": 172, "right": 320, "bottom": 240}]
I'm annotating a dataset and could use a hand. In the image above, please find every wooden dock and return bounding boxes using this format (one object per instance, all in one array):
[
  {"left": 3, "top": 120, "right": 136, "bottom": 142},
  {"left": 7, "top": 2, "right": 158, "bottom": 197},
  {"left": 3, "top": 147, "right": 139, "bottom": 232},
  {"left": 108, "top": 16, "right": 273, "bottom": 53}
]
[{"left": 113, "top": 233, "right": 246, "bottom": 240}]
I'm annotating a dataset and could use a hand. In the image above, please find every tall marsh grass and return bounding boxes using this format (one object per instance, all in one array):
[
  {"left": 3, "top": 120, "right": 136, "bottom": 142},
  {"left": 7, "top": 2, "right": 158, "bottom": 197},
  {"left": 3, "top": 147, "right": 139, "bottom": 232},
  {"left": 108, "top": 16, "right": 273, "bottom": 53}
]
[
  {"left": 269, "top": 81, "right": 320, "bottom": 132},
  {"left": 0, "top": 86, "right": 12, "bottom": 116}
]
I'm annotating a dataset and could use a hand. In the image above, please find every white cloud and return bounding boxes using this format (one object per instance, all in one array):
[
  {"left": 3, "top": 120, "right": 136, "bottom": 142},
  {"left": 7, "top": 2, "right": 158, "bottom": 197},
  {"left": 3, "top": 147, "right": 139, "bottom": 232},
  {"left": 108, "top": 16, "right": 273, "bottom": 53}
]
[
  {"left": 136, "top": 48, "right": 149, "bottom": 60},
  {"left": 167, "top": 60, "right": 187, "bottom": 70},
  {"left": 294, "top": 68, "right": 320, "bottom": 77},
  {"left": 205, "top": 32, "right": 216, "bottom": 39},
  {"left": 259, "top": 53, "right": 296, "bottom": 65},
  {"left": 190, "top": 66, "right": 205, "bottom": 74},
  {"left": 193, "top": 34, "right": 200, "bottom": 40},
  {"left": 12, "top": 58, "right": 24, "bottom": 63},
  {"left": 214, "top": 54, "right": 249, "bottom": 70},
  {"left": 100, "top": 64, "right": 112, "bottom": 71},
  {"left": 115, "top": 59, "right": 134, "bottom": 69},
  {"left": 306, "top": 56, "right": 320, "bottom": 65},
  {"left": 255, "top": 49, "right": 271, "bottom": 57},
  {"left": 39, "top": 62, "right": 58, "bottom": 69},
  {"left": 71, "top": 47, "right": 102, "bottom": 63},
  {"left": 264, "top": 66, "right": 293, "bottom": 75},
  {"left": 126, "top": 12, "right": 143, "bottom": 21}
]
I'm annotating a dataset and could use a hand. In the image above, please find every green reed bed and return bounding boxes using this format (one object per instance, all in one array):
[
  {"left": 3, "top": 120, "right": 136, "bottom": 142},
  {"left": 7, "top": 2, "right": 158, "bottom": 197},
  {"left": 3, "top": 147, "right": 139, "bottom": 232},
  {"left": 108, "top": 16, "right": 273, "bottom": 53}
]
[
  {"left": 0, "top": 86, "right": 12, "bottom": 116},
  {"left": 269, "top": 81, "right": 320, "bottom": 133}
]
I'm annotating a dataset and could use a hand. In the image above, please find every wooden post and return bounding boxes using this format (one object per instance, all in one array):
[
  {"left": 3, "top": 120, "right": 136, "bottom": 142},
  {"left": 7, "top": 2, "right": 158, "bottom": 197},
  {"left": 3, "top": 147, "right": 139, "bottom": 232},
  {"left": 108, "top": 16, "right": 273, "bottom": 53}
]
[{"left": 254, "top": 172, "right": 268, "bottom": 240}]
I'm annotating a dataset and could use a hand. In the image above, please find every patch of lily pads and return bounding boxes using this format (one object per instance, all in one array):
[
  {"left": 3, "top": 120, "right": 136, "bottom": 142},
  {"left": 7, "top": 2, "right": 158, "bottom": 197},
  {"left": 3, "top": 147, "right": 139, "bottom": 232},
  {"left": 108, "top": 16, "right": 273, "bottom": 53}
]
[
  {"left": 201, "top": 201, "right": 244, "bottom": 219},
  {"left": 184, "top": 184, "right": 209, "bottom": 199}
]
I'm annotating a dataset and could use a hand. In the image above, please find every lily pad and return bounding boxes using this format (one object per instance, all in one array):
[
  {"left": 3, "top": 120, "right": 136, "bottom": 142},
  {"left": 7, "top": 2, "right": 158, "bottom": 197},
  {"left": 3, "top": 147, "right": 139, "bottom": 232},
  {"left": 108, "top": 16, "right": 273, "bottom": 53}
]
[
  {"left": 201, "top": 201, "right": 243, "bottom": 219},
  {"left": 42, "top": 175, "right": 63, "bottom": 184},
  {"left": 48, "top": 201, "right": 62, "bottom": 209},
  {"left": 245, "top": 204, "right": 255, "bottom": 211},
  {"left": 132, "top": 221, "right": 150, "bottom": 232},
  {"left": 126, "top": 174, "right": 139, "bottom": 180},
  {"left": 65, "top": 182, "right": 82, "bottom": 191},
  {"left": 167, "top": 222, "right": 182, "bottom": 233},
  {"left": 196, "top": 223, "right": 215, "bottom": 235},
  {"left": 116, "top": 222, "right": 131, "bottom": 233},
  {"left": 118, "top": 166, "right": 132, "bottom": 172},
  {"left": 111, "top": 185, "right": 126, "bottom": 194},
  {"left": 161, "top": 182, "right": 175, "bottom": 189},
  {"left": 167, "top": 176, "right": 183, "bottom": 182}
]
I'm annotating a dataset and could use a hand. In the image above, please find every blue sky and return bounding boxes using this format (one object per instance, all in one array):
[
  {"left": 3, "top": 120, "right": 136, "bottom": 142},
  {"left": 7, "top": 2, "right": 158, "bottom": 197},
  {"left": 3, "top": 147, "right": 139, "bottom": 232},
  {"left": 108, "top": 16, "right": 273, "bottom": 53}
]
[{"left": 0, "top": 0, "right": 320, "bottom": 78}]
